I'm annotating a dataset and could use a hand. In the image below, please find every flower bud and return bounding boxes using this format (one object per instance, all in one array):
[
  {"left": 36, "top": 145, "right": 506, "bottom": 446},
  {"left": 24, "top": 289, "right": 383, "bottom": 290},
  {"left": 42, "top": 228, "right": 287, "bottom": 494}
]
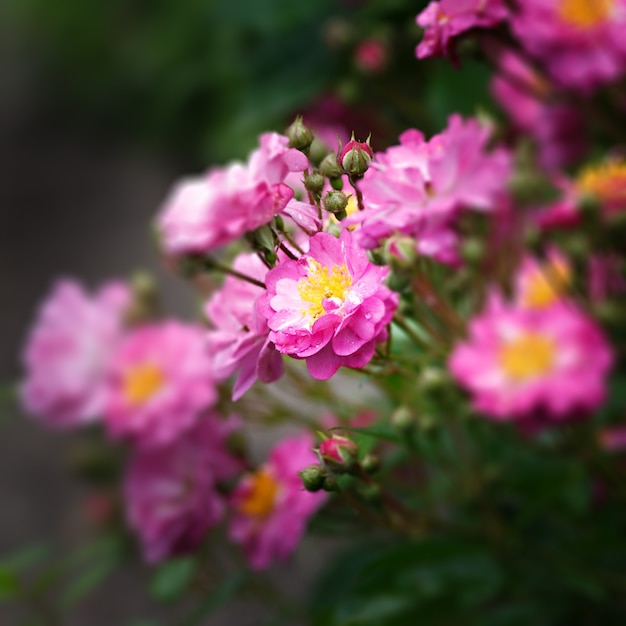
[
  {"left": 304, "top": 171, "right": 325, "bottom": 195},
  {"left": 383, "top": 235, "right": 417, "bottom": 269},
  {"left": 460, "top": 238, "right": 484, "bottom": 264},
  {"left": 299, "top": 464, "right": 327, "bottom": 492},
  {"left": 340, "top": 135, "right": 373, "bottom": 177},
  {"left": 319, "top": 152, "right": 342, "bottom": 179},
  {"left": 391, "top": 406, "right": 415, "bottom": 433},
  {"left": 361, "top": 453, "right": 381, "bottom": 475},
  {"left": 319, "top": 435, "right": 358, "bottom": 471},
  {"left": 286, "top": 116, "right": 314, "bottom": 152},
  {"left": 323, "top": 191, "right": 349, "bottom": 215}
]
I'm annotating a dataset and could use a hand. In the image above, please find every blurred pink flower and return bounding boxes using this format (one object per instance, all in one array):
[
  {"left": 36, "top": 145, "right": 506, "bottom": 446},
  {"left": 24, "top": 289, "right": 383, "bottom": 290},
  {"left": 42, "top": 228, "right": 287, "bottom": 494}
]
[
  {"left": 350, "top": 115, "right": 511, "bottom": 263},
  {"left": 355, "top": 38, "right": 387, "bottom": 73},
  {"left": 416, "top": 0, "right": 508, "bottom": 59},
  {"left": 20, "top": 279, "right": 130, "bottom": 428},
  {"left": 512, "top": 0, "right": 626, "bottom": 91},
  {"left": 490, "top": 48, "right": 587, "bottom": 169},
  {"left": 449, "top": 294, "right": 613, "bottom": 421},
  {"left": 259, "top": 229, "right": 398, "bottom": 380},
  {"left": 229, "top": 432, "right": 326, "bottom": 569},
  {"left": 125, "top": 416, "right": 241, "bottom": 563},
  {"left": 156, "top": 133, "right": 308, "bottom": 255},
  {"left": 514, "top": 249, "right": 572, "bottom": 310},
  {"left": 105, "top": 321, "right": 217, "bottom": 448},
  {"left": 205, "top": 253, "right": 284, "bottom": 401}
]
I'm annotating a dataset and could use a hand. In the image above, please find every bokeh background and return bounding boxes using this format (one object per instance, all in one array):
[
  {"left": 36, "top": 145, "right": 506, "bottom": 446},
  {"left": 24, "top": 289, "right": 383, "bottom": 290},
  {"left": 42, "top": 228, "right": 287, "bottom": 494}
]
[{"left": 0, "top": 0, "right": 497, "bottom": 623}]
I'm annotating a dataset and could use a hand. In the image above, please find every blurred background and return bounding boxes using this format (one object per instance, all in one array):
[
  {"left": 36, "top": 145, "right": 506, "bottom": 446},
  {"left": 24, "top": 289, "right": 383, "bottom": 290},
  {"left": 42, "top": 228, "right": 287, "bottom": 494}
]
[{"left": 0, "top": 0, "right": 496, "bottom": 622}]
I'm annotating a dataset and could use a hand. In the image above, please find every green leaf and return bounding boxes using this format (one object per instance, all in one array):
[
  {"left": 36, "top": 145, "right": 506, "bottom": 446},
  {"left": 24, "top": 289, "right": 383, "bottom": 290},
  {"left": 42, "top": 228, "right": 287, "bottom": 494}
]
[
  {"left": 150, "top": 557, "right": 197, "bottom": 603},
  {"left": 60, "top": 554, "right": 120, "bottom": 608},
  {"left": 0, "top": 543, "right": 52, "bottom": 572}
]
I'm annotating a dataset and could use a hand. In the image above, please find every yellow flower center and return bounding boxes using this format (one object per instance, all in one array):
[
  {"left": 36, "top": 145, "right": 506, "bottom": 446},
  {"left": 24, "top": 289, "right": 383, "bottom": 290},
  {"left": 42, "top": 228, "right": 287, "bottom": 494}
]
[
  {"left": 521, "top": 258, "right": 572, "bottom": 309},
  {"left": 298, "top": 259, "right": 352, "bottom": 321},
  {"left": 123, "top": 363, "right": 165, "bottom": 406},
  {"left": 239, "top": 469, "right": 279, "bottom": 518},
  {"left": 500, "top": 332, "right": 555, "bottom": 382},
  {"left": 558, "top": 0, "right": 615, "bottom": 28},
  {"left": 577, "top": 159, "right": 626, "bottom": 208}
]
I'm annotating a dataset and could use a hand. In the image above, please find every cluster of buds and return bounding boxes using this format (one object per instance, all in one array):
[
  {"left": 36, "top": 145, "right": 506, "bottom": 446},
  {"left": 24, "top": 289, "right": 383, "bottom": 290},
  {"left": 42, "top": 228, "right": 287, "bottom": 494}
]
[{"left": 299, "top": 433, "right": 380, "bottom": 493}]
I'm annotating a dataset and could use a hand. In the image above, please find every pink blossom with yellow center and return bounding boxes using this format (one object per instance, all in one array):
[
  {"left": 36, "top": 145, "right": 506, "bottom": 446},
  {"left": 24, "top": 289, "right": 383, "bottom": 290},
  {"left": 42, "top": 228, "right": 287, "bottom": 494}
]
[
  {"left": 259, "top": 229, "right": 398, "bottom": 380},
  {"left": 104, "top": 321, "right": 217, "bottom": 448},
  {"left": 229, "top": 432, "right": 326, "bottom": 569},
  {"left": 449, "top": 294, "right": 613, "bottom": 422},
  {"left": 512, "top": 0, "right": 626, "bottom": 91}
]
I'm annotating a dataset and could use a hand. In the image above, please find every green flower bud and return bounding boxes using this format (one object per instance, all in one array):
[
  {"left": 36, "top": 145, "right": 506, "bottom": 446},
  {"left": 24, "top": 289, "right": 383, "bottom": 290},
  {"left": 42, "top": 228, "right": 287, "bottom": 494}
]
[
  {"left": 320, "top": 152, "right": 342, "bottom": 179},
  {"left": 361, "top": 453, "right": 381, "bottom": 475},
  {"left": 286, "top": 116, "right": 314, "bottom": 152},
  {"left": 304, "top": 171, "right": 325, "bottom": 195},
  {"left": 323, "top": 191, "right": 349, "bottom": 215},
  {"left": 299, "top": 464, "right": 327, "bottom": 492},
  {"left": 391, "top": 406, "right": 415, "bottom": 433}
]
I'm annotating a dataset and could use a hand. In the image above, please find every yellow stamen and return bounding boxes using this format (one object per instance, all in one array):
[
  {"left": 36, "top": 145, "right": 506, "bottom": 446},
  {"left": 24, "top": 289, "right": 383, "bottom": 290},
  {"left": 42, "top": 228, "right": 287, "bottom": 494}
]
[
  {"left": 123, "top": 363, "right": 165, "bottom": 405},
  {"left": 298, "top": 259, "right": 352, "bottom": 320},
  {"left": 239, "top": 469, "right": 279, "bottom": 518},
  {"left": 522, "top": 258, "right": 571, "bottom": 309},
  {"left": 558, "top": 0, "right": 614, "bottom": 28},
  {"left": 577, "top": 159, "right": 626, "bottom": 208},
  {"left": 500, "top": 332, "right": 555, "bottom": 382}
]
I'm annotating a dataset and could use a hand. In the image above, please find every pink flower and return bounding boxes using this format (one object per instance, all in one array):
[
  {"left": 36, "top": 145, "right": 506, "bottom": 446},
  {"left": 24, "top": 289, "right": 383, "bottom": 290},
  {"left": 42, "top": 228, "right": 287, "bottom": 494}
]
[
  {"left": 349, "top": 115, "right": 511, "bottom": 263},
  {"left": 104, "top": 321, "right": 217, "bottom": 448},
  {"left": 229, "top": 432, "right": 326, "bottom": 569},
  {"left": 205, "top": 254, "right": 284, "bottom": 401},
  {"left": 355, "top": 38, "right": 388, "bottom": 73},
  {"left": 20, "top": 279, "right": 130, "bottom": 428},
  {"left": 416, "top": 0, "right": 508, "bottom": 60},
  {"left": 259, "top": 229, "right": 398, "bottom": 380},
  {"left": 490, "top": 48, "right": 587, "bottom": 169},
  {"left": 156, "top": 133, "right": 308, "bottom": 255},
  {"left": 449, "top": 294, "right": 613, "bottom": 422},
  {"left": 511, "top": 0, "right": 626, "bottom": 91},
  {"left": 124, "top": 416, "right": 241, "bottom": 562},
  {"left": 514, "top": 249, "right": 572, "bottom": 310}
]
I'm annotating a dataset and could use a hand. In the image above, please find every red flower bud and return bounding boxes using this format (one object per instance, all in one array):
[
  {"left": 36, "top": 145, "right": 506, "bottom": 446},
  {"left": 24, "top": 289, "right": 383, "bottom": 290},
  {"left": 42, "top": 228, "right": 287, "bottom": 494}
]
[
  {"left": 340, "top": 136, "right": 373, "bottom": 177},
  {"left": 319, "top": 435, "right": 358, "bottom": 470}
]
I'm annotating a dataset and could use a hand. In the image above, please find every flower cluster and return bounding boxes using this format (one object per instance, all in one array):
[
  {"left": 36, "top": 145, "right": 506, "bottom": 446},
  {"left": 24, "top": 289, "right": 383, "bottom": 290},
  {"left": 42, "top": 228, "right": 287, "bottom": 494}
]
[{"left": 15, "top": 7, "right": 626, "bottom": 617}]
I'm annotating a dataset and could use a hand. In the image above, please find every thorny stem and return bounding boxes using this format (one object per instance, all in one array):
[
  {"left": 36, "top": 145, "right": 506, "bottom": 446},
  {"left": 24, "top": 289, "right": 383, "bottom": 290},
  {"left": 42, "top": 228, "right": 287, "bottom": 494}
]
[
  {"left": 412, "top": 274, "right": 466, "bottom": 338},
  {"left": 278, "top": 241, "right": 298, "bottom": 261},
  {"left": 281, "top": 229, "right": 305, "bottom": 255},
  {"left": 337, "top": 486, "right": 390, "bottom": 529},
  {"left": 392, "top": 312, "right": 429, "bottom": 349},
  {"left": 197, "top": 256, "right": 266, "bottom": 289}
]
